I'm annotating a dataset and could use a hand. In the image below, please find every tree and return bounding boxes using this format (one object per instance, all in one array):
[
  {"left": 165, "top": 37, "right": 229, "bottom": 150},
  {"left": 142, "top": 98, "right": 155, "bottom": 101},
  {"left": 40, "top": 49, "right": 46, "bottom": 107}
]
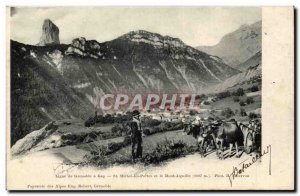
[
  {"left": 235, "top": 88, "right": 245, "bottom": 96},
  {"left": 203, "top": 101, "right": 210, "bottom": 105},
  {"left": 217, "top": 91, "right": 231, "bottom": 99},
  {"left": 250, "top": 85, "right": 259, "bottom": 92},
  {"left": 246, "top": 97, "right": 254, "bottom": 104},
  {"left": 240, "top": 108, "right": 247, "bottom": 116},
  {"left": 235, "top": 109, "right": 239, "bottom": 115},
  {"left": 196, "top": 94, "right": 207, "bottom": 101},
  {"left": 189, "top": 110, "right": 197, "bottom": 116}
]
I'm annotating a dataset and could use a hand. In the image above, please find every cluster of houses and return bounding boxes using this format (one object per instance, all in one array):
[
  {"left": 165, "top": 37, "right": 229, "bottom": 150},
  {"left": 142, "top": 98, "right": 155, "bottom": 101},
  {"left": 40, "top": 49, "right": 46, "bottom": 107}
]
[{"left": 106, "top": 94, "right": 225, "bottom": 123}]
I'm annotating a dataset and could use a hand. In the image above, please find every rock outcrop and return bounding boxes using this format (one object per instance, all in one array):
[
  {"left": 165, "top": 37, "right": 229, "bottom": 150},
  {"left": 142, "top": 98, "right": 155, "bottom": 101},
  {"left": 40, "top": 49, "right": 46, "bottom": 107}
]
[
  {"left": 65, "top": 37, "right": 101, "bottom": 59},
  {"left": 38, "top": 19, "right": 60, "bottom": 46},
  {"left": 11, "top": 121, "right": 58, "bottom": 156}
]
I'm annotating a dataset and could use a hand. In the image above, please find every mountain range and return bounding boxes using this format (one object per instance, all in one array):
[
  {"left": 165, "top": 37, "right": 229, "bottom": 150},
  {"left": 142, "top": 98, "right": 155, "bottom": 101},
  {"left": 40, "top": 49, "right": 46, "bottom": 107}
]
[{"left": 10, "top": 19, "right": 261, "bottom": 145}]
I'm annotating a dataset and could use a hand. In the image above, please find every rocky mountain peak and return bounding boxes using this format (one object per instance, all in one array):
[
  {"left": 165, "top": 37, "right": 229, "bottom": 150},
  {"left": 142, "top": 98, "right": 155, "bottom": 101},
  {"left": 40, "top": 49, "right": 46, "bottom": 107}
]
[
  {"left": 71, "top": 37, "right": 87, "bottom": 50},
  {"left": 65, "top": 37, "right": 102, "bottom": 59},
  {"left": 38, "top": 19, "right": 60, "bottom": 46},
  {"left": 197, "top": 20, "right": 261, "bottom": 67},
  {"left": 237, "top": 20, "right": 261, "bottom": 32},
  {"left": 122, "top": 30, "right": 185, "bottom": 48}
]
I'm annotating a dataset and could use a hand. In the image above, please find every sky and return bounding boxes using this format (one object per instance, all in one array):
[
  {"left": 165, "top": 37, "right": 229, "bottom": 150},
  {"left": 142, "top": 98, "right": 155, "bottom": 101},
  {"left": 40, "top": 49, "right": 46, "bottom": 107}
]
[{"left": 9, "top": 7, "right": 261, "bottom": 47}]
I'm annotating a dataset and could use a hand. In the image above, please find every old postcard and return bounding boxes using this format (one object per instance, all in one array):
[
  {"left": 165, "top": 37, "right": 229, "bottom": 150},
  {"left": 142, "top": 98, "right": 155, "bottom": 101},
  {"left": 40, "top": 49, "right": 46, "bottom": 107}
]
[{"left": 6, "top": 7, "right": 294, "bottom": 190}]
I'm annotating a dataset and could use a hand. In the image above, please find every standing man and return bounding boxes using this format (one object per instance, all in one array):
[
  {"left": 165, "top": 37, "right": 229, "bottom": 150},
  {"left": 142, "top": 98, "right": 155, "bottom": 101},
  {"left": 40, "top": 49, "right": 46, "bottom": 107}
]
[{"left": 130, "top": 110, "right": 143, "bottom": 162}]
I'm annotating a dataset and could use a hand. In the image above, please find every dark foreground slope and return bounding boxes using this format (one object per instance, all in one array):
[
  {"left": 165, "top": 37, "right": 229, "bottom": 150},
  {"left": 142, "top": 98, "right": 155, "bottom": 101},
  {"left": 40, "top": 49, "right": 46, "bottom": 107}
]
[{"left": 10, "top": 41, "right": 94, "bottom": 145}]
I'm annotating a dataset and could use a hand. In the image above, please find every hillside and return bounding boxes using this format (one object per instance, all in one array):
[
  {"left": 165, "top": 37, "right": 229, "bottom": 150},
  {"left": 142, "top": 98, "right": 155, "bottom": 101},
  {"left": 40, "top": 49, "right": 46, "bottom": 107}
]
[
  {"left": 204, "top": 52, "right": 262, "bottom": 93},
  {"left": 10, "top": 41, "right": 95, "bottom": 145},
  {"left": 237, "top": 51, "right": 261, "bottom": 71}
]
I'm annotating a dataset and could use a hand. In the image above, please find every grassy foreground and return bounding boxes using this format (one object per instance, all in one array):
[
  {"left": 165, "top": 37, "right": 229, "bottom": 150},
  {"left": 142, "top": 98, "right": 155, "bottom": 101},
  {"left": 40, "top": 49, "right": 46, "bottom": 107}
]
[{"left": 77, "top": 129, "right": 199, "bottom": 167}]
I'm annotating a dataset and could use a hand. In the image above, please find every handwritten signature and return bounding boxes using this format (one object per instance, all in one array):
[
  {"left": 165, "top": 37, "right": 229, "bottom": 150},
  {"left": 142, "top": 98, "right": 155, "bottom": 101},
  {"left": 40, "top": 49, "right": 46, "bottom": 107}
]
[{"left": 228, "top": 145, "right": 272, "bottom": 187}]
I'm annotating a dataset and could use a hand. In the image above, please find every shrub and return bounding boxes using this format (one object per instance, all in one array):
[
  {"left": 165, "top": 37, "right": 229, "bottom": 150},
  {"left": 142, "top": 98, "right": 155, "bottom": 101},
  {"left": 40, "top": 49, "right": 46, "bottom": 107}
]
[
  {"left": 196, "top": 94, "right": 207, "bottom": 101},
  {"left": 233, "top": 96, "right": 240, "bottom": 102},
  {"left": 143, "top": 128, "right": 151, "bottom": 135},
  {"left": 235, "top": 109, "right": 239, "bottom": 115},
  {"left": 211, "top": 98, "right": 218, "bottom": 102},
  {"left": 107, "top": 142, "right": 124, "bottom": 154},
  {"left": 189, "top": 110, "right": 198, "bottom": 115},
  {"left": 249, "top": 113, "right": 260, "bottom": 119},
  {"left": 61, "top": 133, "right": 88, "bottom": 145},
  {"left": 114, "top": 113, "right": 132, "bottom": 123},
  {"left": 84, "top": 114, "right": 116, "bottom": 127},
  {"left": 101, "top": 114, "right": 115, "bottom": 123},
  {"left": 142, "top": 118, "right": 161, "bottom": 127},
  {"left": 61, "top": 133, "right": 78, "bottom": 141},
  {"left": 142, "top": 126, "right": 164, "bottom": 136},
  {"left": 99, "top": 131, "right": 122, "bottom": 140},
  {"left": 83, "top": 135, "right": 132, "bottom": 166},
  {"left": 88, "top": 131, "right": 98, "bottom": 139},
  {"left": 123, "top": 136, "right": 131, "bottom": 146},
  {"left": 84, "top": 116, "right": 96, "bottom": 127},
  {"left": 94, "top": 115, "right": 104, "bottom": 123},
  {"left": 111, "top": 124, "right": 127, "bottom": 134},
  {"left": 221, "top": 108, "right": 235, "bottom": 118},
  {"left": 83, "top": 137, "right": 196, "bottom": 167},
  {"left": 160, "top": 121, "right": 184, "bottom": 131},
  {"left": 239, "top": 101, "right": 246, "bottom": 106},
  {"left": 217, "top": 91, "right": 231, "bottom": 99},
  {"left": 240, "top": 108, "right": 247, "bottom": 116},
  {"left": 142, "top": 139, "right": 192, "bottom": 164},
  {"left": 152, "top": 126, "right": 163, "bottom": 134}
]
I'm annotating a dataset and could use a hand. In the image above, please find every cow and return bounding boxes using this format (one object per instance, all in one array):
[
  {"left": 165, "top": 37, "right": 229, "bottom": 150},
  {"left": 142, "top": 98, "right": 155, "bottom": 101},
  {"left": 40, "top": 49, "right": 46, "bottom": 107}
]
[
  {"left": 184, "top": 123, "right": 216, "bottom": 157},
  {"left": 215, "top": 119, "right": 244, "bottom": 159}
]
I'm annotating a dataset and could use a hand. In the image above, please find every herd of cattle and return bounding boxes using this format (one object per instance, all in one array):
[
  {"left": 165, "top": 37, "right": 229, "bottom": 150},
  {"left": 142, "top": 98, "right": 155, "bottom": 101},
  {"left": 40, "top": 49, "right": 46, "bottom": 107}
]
[{"left": 183, "top": 118, "right": 261, "bottom": 159}]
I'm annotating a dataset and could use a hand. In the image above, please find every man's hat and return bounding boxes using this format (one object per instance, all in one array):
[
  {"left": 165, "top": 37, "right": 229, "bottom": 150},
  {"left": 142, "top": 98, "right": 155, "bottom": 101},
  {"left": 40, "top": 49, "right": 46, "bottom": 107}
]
[
  {"left": 212, "top": 120, "right": 219, "bottom": 125},
  {"left": 132, "top": 110, "right": 140, "bottom": 117},
  {"left": 249, "top": 119, "right": 255, "bottom": 123}
]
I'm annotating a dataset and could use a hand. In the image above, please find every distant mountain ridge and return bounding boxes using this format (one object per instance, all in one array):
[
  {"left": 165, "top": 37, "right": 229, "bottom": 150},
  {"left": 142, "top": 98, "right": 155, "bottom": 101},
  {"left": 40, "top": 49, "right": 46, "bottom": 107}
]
[
  {"left": 197, "top": 21, "right": 261, "bottom": 68},
  {"left": 59, "top": 29, "right": 240, "bottom": 92}
]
